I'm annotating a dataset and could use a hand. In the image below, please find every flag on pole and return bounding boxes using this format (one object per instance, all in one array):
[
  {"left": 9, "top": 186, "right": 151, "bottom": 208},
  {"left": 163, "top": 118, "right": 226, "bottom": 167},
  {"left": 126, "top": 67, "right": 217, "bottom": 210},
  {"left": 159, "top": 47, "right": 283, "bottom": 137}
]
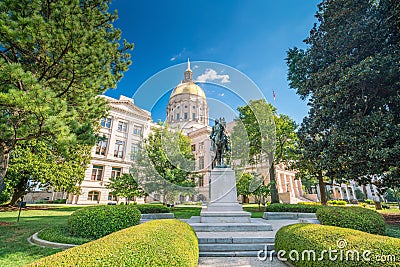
[{"left": 273, "top": 90, "right": 276, "bottom": 101}]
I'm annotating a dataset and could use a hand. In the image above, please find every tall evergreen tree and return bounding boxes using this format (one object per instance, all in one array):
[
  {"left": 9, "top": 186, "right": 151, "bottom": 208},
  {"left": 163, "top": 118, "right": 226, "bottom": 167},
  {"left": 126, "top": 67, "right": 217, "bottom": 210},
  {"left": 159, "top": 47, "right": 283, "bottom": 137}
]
[
  {"left": 287, "top": 0, "right": 400, "bottom": 194},
  {"left": 0, "top": 0, "right": 133, "bottom": 195}
]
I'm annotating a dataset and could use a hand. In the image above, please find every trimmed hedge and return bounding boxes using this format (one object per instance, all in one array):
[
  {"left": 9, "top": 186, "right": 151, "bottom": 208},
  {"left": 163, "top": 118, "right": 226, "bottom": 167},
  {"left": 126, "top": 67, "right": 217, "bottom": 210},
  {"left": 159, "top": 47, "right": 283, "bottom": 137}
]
[
  {"left": 67, "top": 205, "right": 141, "bottom": 239},
  {"left": 275, "top": 224, "right": 400, "bottom": 267},
  {"left": 30, "top": 219, "right": 199, "bottom": 267},
  {"left": 266, "top": 203, "right": 321, "bottom": 213},
  {"left": 327, "top": 200, "right": 347, "bottom": 206},
  {"left": 133, "top": 204, "right": 170, "bottom": 214},
  {"left": 316, "top": 206, "right": 386, "bottom": 235}
]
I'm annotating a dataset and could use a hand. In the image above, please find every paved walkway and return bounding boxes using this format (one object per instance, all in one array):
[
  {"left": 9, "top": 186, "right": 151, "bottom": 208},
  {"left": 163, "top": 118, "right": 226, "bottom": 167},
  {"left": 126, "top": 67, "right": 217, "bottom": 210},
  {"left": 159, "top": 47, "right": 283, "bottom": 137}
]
[{"left": 198, "top": 257, "right": 288, "bottom": 267}]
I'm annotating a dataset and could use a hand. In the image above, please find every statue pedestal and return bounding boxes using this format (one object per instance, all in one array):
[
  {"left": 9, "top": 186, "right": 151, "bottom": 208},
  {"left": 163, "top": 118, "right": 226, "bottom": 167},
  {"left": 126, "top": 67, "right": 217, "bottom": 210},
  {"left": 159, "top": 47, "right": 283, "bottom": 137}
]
[{"left": 200, "top": 168, "right": 251, "bottom": 223}]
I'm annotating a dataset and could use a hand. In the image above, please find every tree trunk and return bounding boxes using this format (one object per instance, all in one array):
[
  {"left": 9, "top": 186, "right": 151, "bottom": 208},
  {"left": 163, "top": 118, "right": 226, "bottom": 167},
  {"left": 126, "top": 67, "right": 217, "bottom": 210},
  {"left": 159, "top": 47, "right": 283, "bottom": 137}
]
[
  {"left": 269, "top": 160, "right": 279, "bottom": 204},
  {"left": 374, "top": 201, "right": 382, "bottom": 210},
  {"left": 0, "top": 148, "right": 10, "bottom": 196},
  {"left": 9, "top": 178, "right": 28, "bottom": 206},
  {"left": 362, "top": 185, "right": 368, "bottom": 200},
  {"left": 318, "top": 170, "right": 328, "bottom": 206}
]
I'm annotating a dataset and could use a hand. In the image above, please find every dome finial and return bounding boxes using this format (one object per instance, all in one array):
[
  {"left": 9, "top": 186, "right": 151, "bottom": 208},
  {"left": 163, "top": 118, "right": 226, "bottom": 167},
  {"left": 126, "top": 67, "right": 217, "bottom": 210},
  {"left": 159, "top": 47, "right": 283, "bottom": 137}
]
[{"left": 187, "top": 58, "right": 191, "bottom": 71}]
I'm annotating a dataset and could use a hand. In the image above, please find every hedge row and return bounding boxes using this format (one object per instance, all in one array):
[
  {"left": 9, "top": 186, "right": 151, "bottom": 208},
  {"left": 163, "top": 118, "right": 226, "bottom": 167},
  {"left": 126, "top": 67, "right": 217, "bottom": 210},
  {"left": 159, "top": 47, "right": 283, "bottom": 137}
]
[
  {"left": 30, "top": 219, "right": 199, "bottom": 267},
  {"left": 316, "top": 206, "right": 386, "bottom": 235},
  {"left": 133, "top": 204, "right": 170, "bottom": 214},
  {"left": 327, "top": 200, "right": 347, "bottom": 206},
  {"left": 266, "top": 203, "right": 321, "bottom": 213},
  {"left": 67, "top": 205, "right": 141, "bottom": 239},
  {"left": 275, "top": 224, "right": 400, "bottom": 267}
]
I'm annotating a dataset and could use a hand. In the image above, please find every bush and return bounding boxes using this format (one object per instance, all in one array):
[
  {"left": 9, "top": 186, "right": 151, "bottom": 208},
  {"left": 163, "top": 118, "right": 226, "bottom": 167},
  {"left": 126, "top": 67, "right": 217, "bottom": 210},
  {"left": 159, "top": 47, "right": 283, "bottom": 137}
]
[
  {"left": 266, "top": 203, "right": 321, "bottom": 213},
  {"left": 364, "top": 199, "right": 374, "bottom": 205},
  {"left": 67, "top": 205, "right": 141, "bottom": 239},
  {"left": 275, "top": 223, "right": 400, "bottom": 267},
  {"left": 30, "top": 219, "right": 199, "bottom": 267},
  {"left": 133, "top": 203, "right": 170, "bottom": 214},
  {"left": 48, "top": 198, "right": 67, "bottom": 204},
  {"left": 316, "top": 206, "right": 386, "bottom": 235},
  {"left": 298, "top": 202, "right": 322, "bottom": 206},
  {"left": 327, "top": 200, "right": 347, "bottom": 206}
]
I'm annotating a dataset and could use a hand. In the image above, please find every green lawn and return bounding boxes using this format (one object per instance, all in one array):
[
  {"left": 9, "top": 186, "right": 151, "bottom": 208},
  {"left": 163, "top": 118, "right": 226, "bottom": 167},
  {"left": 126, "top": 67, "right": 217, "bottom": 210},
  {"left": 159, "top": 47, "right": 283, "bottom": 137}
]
[{"left": 0, "top": 205, "right": 83, "bottom": 267}]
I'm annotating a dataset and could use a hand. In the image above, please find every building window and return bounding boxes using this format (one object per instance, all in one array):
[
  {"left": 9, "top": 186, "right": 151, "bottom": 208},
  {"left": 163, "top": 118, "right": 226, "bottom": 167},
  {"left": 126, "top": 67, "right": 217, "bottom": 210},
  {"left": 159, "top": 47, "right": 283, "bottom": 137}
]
[
  {"left": 193, "top": 105, "right": 196, "bottom": 109},
  {"left": 199, "top": 142, "right": 204, "bottom": 151},
  {"left": 184, "top": 113, "right": 188, "bottom": 120},
  {"left": 133, "top": 125, "right": 142, "bottom": 136},
  {"left": 88, "top": 191, "right": 100, "bottom": 201},
  {"left": 114, "top": 140, "right": 125, "bottom": 158},
  {"left": 95, "top": 138, "right": 108, "bottom": 155},
  {"left": 131, "top": 143, "right": 139, "bottom": 160},
  {"left": 199, "top": 156, "right": 205, "bottom": 170},
  {"left": 111, "top": 167, "right": 122, "bottom": 179},
  {"left": 199, "top": 176, "right": 204, "bottom": 187},
  {"left": 176, "top": 113, "right": 180, "bottom": 120},
  {"left": 108, "top": 193, "right": 117, "bottom": 201},
  {"left": 191, "top": 144, "right": 196, "bottom": 151},
  {"left": 91, "top": 165, "right": 103, "bottom": 181},
  {"left": 192, "top": 113, "right": 196, "bottom": 119},
  {"left": 101, "top": 118, "right": 112, "bottom": 128},
  {"left": 117, "top": 121, "right": 128, "bottom": 132},
  {"left": 184, "top": 105, "right": 187, "bottom": 109}
]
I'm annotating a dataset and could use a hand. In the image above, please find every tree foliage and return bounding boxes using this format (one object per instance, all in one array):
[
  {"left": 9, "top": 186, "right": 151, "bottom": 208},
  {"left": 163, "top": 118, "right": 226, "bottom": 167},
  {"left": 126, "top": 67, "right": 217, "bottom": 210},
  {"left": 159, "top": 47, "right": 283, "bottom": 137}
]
[
  {"left": 0, "top": 0, "right": 133, "bottom": 194},
  {"left": 106, "top": 173, "right": 145, "bottom": 204},
  {"left": 287, "top": 0, "right": 400, "bottom": 194},
  {"left": 5, "top": 139, "right": 89, "bottom": 205},
  {"left": 133, "top": 125, "right": 196, "bottom": 204},
  {"left": 231, "top": 99, "right": 297, "bottom": 203}
]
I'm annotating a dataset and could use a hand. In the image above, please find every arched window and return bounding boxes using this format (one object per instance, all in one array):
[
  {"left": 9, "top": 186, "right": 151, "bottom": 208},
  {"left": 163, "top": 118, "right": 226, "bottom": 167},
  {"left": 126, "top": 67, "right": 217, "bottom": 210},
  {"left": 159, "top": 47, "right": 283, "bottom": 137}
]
[{"left": 88, "top": 191, "right": 100, "bottom": 202}]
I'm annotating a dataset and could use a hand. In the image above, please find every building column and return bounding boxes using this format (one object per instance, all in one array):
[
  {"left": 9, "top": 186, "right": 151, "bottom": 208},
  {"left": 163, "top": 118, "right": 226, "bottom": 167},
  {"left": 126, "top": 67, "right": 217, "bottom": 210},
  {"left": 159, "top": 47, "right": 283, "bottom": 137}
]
[{"left": 345, "top": 187, "right": 350, "bottom": 200}]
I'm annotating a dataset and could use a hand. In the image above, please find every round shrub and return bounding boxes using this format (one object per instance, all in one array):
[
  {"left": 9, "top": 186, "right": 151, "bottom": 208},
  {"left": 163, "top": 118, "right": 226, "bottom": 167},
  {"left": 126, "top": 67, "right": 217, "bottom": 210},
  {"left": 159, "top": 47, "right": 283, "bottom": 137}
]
[
  {"left": 67, "top": 205, "right": 141, "bottom": 239},
  {"left": 30, "top": 219, "right": 199, "bottom": 267},
  {"left": 266, "top": 203, "right": 321, "bottom": 213},
  {"left": 316, "top": 206, "right": 386, "bottom": 235},
  {"left": 133, "top": 204, "right": 170, "bottom": 214},
  {"left": 275, "top": 224, "right": 400, "bottom": 267}
]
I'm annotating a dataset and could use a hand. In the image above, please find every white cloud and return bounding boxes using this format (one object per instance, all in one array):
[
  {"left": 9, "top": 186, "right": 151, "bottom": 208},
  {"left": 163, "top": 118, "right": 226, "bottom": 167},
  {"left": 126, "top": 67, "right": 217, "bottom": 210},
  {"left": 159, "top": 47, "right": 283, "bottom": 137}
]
[
  {"left": 196, "top": 68, "right": 230, "bottom": 83},
  {"left": 170, "top": 48, "right": 186, "bottom": 61},
  {"left": 218, "top": 93, "right": 225, "bottom": 97},
  {"left": 193, "top": 65, "right": 199, "bottom": 69}
]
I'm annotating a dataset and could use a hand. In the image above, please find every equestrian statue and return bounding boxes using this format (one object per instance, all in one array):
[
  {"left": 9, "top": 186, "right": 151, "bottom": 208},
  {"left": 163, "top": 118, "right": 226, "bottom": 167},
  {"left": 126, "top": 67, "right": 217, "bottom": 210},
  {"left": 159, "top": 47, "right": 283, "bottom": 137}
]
[{"left": 210, "top": 117, "right": 231, "bottom": 168}]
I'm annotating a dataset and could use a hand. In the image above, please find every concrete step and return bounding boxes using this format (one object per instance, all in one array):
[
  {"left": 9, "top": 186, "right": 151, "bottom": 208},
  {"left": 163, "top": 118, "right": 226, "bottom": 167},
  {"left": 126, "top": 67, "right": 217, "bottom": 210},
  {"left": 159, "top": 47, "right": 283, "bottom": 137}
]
[
  {"left": 199, "top": 251, "right": 275, "bottom": 257},
  {"left": 191, "top": 223, "right": 272, "bottom": 232},
  {"left": 199, "top": 243, "right": 274, "bottom": 252},
  {"left": 198, "top": 236, "right": 275, "bottom": 244}
]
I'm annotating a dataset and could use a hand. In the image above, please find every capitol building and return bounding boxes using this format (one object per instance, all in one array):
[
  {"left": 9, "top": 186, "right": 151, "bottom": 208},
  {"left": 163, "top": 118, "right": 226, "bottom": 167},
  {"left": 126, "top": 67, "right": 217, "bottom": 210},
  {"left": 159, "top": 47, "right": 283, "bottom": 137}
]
[{"left": 66, "top": 60, "right": 304, "bottom": 205}]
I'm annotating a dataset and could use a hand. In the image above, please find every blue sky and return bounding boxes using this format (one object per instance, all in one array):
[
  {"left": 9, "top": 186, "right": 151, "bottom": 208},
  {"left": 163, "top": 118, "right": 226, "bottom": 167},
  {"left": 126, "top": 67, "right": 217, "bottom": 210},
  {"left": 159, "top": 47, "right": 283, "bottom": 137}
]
[{"left": 106, "top": 0, "right": 320, "bottom": 124}]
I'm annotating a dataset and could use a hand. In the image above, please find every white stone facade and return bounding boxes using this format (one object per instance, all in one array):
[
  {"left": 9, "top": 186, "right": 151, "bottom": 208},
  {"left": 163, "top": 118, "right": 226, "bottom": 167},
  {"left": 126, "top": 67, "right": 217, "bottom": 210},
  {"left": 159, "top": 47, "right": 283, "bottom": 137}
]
[{"left": 67, "top": 95, "right": 152, "bottom": 204}]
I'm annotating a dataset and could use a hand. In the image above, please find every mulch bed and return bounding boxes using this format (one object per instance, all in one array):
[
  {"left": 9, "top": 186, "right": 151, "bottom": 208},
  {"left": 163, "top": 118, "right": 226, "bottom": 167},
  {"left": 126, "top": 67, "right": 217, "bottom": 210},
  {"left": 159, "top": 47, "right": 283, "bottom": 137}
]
[{"left": 382, "top": 213, "right": 400, "bottom": 226}]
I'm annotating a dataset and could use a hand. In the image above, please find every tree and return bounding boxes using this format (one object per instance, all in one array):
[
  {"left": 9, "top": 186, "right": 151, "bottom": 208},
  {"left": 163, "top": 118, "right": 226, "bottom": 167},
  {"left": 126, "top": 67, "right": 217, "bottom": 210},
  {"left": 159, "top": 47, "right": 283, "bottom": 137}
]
[
  {"left": 236, "top": 172, "right": 253, "bottom": 203},
  {"left": 106, "top": 173, "right": 145, "bottom": 204},
  {"left": 231, "top": 100, "right": 297, "bottom": 203},
  {"left": 5, "top": 139, "right": 89, "bottom": 206},
  {"left": 0, "top": 0, "right": 133, "bottom": 195},
  {"left": 287, "top": 0, "right": 400, "bottom": 200},
  {"left": 253, "top": 182, "right": 271, "bottom": 211},
  {"left": 133, "top": 125, "right": 196, "bottom": 205}
]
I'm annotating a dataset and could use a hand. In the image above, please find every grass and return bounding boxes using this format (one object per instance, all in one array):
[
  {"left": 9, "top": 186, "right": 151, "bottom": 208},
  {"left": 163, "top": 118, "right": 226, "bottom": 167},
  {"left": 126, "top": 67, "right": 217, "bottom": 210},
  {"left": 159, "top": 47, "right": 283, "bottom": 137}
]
[
  {"left": 171, "top": 206, "right": 201, "bottom": 219},
  {"left": 0, "top": 205, "right": 83, "bottom": 267},
  {"left": 386, "top": 224, "right": 400, "bottom": 238},
  {"left": 37, "top": 225, "right": 92, "bottom": 245}
]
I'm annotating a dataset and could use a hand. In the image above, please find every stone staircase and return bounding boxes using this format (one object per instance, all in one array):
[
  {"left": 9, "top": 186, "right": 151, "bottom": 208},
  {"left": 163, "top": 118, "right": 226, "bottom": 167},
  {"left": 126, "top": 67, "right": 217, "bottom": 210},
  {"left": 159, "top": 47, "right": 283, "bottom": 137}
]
[{"left": 188, "top": 216, "right": 276, "bottom": 257}]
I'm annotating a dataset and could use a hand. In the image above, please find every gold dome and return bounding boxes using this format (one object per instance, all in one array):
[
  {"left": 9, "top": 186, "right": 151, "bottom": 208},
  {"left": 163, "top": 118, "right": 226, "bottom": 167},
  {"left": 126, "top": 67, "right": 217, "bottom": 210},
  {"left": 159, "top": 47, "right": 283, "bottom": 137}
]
[{"left": 170, "top": 82, "right": 206, "bottom": 99}]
